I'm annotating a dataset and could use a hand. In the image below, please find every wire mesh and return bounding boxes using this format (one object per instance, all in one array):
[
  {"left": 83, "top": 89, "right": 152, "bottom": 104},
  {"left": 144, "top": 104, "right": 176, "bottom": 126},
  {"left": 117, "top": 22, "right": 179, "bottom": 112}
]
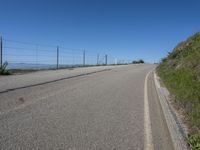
[{"left": 1, "top": 38, "right": 117, "bottom": 70}]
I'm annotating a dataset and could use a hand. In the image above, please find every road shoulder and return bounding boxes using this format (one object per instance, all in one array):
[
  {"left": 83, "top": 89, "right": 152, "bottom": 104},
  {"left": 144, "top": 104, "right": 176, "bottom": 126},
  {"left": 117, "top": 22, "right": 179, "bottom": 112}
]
[
  {"left": 153, "top": 72, "right": 189, "bottom": 150},
  {"left": 147, "top": 71, "right": 174, "bottom": 150}
]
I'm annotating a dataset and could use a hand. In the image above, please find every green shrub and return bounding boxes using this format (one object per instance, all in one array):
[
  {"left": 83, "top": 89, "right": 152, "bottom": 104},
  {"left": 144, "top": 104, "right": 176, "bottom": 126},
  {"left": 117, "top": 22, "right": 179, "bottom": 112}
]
[
  {"left": 132, "top": 59, "right": 144, "bottom": 64},
  {"left": 0, "top": 61, "right": 10, "bottom": 75},
  {"left": 187, "top": 131, "right": 200, "bottom": 150}
]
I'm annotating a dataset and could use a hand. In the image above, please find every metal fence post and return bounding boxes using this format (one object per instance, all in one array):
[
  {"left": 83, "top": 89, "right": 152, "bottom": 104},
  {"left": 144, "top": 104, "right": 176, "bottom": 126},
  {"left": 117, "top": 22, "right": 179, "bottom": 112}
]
[
  {"left": 97, "top": 54, "right": 99, "bottom": 65},
  {"left": 0, "top": 36, "right": 2, "bottom": 68},
  {"left": 105, "top": 54, "right": 107, "bottom": 65},
  {"left": 83, "top": 50, "right": 85, "bottom": 66},
  {"left": 57, "top": 46, "right": 59, "bottom": 69}
]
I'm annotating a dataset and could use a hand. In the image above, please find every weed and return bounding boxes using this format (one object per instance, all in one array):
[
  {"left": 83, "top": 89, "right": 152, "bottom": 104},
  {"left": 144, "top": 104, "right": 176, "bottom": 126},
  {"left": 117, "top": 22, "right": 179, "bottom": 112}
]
[
  {"left": 0, "top": 61, "right": 11, "bottom": 75},
  {"left": 187, "top": 131, "right": 200, "bottom": 150}
]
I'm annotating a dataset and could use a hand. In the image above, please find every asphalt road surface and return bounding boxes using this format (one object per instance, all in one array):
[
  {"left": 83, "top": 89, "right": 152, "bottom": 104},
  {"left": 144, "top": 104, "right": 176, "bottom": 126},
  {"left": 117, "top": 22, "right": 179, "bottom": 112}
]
[{"left": 0, "top": 65, "right": 174, "bottom": 150}]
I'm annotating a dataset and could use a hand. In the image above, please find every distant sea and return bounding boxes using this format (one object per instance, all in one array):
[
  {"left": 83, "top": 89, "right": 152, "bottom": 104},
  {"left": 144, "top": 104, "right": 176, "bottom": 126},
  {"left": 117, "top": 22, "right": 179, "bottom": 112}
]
[{"left": 7, "top": 63, "right": 83, "bottom": 70}]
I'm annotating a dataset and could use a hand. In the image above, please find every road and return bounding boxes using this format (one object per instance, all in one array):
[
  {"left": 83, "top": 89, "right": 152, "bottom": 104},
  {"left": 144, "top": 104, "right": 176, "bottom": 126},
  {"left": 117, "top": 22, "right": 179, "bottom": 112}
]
[{"left": 0, "top": 65, "right": 174, "bottom": 150}]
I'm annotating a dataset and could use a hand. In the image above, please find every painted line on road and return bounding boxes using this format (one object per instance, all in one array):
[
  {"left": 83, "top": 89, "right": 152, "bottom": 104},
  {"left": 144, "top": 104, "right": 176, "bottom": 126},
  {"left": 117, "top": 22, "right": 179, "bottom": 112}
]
[{"left": 144, "top": 71, "right": 154, "bottom": 150}]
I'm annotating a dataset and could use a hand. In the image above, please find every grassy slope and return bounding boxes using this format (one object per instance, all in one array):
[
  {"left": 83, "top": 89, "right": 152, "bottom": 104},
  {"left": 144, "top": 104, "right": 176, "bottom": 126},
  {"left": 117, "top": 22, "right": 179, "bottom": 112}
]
[
  {"left": 157, "top": 33, "right": 200, "bottom": 149},
  {"left": 157, "top": 32, "right": 200, "bottom": 129}
]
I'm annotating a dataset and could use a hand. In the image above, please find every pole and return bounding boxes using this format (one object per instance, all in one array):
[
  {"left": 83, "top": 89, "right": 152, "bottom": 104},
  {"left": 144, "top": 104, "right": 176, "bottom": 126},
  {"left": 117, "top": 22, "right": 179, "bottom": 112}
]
[
  {"left": 97, "top": 54, "right": 99, "bottom": 65},
  {"left": 0, "top": 36, "right": 2, "bottom": 68},
  {"left": 83, "top": 50, "right": 85, "bottom": 66},
  {"left": 57, "top": 46, "right": 59, "bottom": 69},
  {"left": 105, "top": 54, "right": 107, "bottom": 65}
]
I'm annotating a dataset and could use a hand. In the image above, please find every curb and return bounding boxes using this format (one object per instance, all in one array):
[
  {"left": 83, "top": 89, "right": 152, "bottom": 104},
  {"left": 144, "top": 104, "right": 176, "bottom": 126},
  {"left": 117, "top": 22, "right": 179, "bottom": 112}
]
[{"left": 153, "top": 72, "right": 189, "bottom": 150}]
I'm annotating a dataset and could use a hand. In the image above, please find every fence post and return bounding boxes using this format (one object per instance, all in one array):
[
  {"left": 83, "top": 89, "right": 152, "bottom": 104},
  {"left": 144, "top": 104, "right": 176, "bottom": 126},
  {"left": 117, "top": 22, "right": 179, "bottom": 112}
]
[
  {"left": 0, "top": 36, "right": 2, "bottom": 68},
  {"left": 105, "top": 54, "right": 107, "bottom": 65},
  {"left": 97, "top": 54, "right": 99, "bottom": 65},
  {"left": 57, "top": 46, "right": 59, "bottom": 69},
  {"left": 83, "top": 50, "right": 85, "bottom": 66}
]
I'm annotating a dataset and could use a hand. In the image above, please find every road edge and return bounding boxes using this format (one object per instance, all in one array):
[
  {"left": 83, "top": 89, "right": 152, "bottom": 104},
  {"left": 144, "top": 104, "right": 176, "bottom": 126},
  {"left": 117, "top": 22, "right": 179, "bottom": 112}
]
[{"left": 153, "top": 72, "right": 189, "bottom": 150}]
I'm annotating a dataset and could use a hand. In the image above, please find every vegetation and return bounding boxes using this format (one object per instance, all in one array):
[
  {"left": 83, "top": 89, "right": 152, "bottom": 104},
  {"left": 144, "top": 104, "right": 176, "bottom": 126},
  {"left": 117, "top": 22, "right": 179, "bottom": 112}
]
[
  {"left": 157, "top": 32, "right": 200, "bottom": 148},
  {"left": 187, "top": 131, "right": 200, "bottom": 150},
  {"left": 0, "top": 61, "right": 11, "bottom": 75},
  {"left": 132, "top": 59, "right": 144, "bottom": 64}
]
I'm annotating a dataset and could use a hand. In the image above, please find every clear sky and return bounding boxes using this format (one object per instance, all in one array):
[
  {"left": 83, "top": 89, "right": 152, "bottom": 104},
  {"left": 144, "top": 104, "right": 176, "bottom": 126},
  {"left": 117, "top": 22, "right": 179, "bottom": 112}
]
[{"left": 0, "top": 0, "right": 200, "bottom": 64}]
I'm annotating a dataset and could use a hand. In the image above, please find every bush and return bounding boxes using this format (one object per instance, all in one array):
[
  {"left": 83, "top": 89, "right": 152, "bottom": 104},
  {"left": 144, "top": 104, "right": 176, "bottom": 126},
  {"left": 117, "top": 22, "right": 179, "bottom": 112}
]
[
  {"left": 187, "top": 131, "right": 200, "bottom": 150},
  {"left": 132, "top": 59, "right": 144, "bottom": 64},
  {"left": 0, "top": 61, "right": 10, "bottom": 75}
]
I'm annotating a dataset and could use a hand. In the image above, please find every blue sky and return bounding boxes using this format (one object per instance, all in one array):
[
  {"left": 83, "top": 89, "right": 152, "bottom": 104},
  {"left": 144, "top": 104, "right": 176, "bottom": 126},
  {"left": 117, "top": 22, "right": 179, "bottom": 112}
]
[{"left": 0, "top": 0, "right": 200, "bottom": 64}]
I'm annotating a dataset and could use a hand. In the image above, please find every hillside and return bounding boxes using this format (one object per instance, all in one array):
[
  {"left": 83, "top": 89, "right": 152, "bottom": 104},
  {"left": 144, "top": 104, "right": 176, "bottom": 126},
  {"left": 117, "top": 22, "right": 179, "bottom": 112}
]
[{"left": 157, "top": 32, "right": 200, "bottom": 148}]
